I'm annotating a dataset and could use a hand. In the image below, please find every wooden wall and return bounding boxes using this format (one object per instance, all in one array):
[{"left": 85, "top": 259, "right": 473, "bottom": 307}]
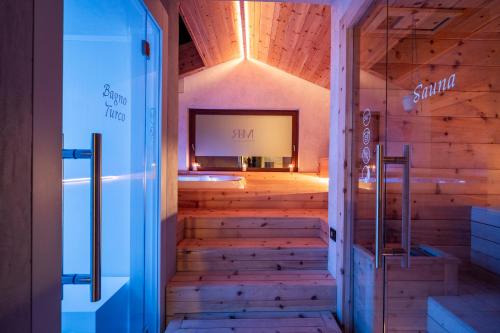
[
  {"left": 179, "top": 41, "right": 204, "bottom": 76},
  {"left": 353, "top": 0, "right": 500, "bottom": 264},
  {"left": 0, "top": 1, "right": 35, "bottom": 331}
]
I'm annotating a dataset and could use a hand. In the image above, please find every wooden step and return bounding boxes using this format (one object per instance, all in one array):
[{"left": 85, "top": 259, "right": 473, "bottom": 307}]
[
  {"left": 166, "top": 311, "right": 342, "bottom": 333},
  {"left": 167, "top": 271, "right": 336, "bottom": 316},
  {"left": 177, "top": 238, "right": 328, "bottom": 272},
  {"left": 179, "top": 190, "right": 328, "bottom": 209},
  {"left": 183, "top": 216, "right": 323, "bottom": 238},
  {"left": 178, "top": 209, "right": 329, "bottom": 242}
]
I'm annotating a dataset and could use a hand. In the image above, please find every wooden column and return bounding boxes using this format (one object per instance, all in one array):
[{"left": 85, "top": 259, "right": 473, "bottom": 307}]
[
  {"left": 0, "top": 1, "right": 35, "bottom": 331},
  {"left": 161, "top": 0, "right": 180, "bottom": 331}
]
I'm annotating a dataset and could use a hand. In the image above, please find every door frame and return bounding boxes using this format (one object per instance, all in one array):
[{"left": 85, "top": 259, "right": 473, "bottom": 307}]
[
  {"left": 31, "top": 1, "right": 176, "bottom": 332},
  {"left": 329, "top": 0, "right": 375, "bottom": 331}
]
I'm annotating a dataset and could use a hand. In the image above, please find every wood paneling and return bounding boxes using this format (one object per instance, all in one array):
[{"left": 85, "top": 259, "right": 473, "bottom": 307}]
[
  {"left": 180, "top": 2, "right": 332, "bottom": 88},
  {"left": 180, "top": 0, "right": 241, "bottom": 67},
  {"left": 353, "top": 245, "right": 459, "bottom": 333},
  {"left": 248, "top": 3, "right": 331, "bottom": 88},
  {"left": 0, "top": 0, "right": 34, "bottom": 330},
  {"left": 353, "top": 0, "right": 500, "bottom": 267},
  {"left": 179, "top": 41, "right": 204, "bottom": 75}
]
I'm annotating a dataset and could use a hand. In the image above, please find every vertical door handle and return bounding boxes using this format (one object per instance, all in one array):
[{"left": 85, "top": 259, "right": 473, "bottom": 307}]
[
  {"left": 375, "top": 144, "right": 411, "bottom": 269},
  {"left": 375, "top": 145, "right": 385, "bottom": 269},
  {"left": 401, "top": 144, "right": 411, "bottom": 268},
  {"left": 62, "top": 133, "right": 102, "bottom": 302},
  {"left": 91, "top": 133, "right": 102, "bottom": 302}
]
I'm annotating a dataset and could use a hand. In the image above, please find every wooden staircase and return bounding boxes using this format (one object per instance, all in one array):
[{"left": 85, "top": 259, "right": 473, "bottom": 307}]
[{"left": 166, "top": 209, "right": 339, "bottom": 332}]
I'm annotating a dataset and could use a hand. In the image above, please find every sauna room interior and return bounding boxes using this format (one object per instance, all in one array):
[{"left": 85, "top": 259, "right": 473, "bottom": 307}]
[{"left": 3, "top": 0, "right": 500, "bottom": 333}]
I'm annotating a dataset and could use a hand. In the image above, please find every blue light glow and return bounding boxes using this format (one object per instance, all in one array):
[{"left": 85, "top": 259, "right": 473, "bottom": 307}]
[{"left": 62, "top": 0, "right": 161, "bottom": 332}]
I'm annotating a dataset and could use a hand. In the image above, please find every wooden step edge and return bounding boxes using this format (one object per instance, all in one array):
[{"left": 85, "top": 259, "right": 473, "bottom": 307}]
[{"left": 165, "top": 312, "right": 342, "bottom": 333}]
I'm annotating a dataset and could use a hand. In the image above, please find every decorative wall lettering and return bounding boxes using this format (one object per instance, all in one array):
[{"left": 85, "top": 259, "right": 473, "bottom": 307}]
[
  {"left": 232, "top": 129, "right": 255, "bottom": 141},
  {"left": 103, "top": 84, "right": 127, "bottom": 106},
  {"left": 102, "top": 84, "right": 127, "bottom": 122},
  {"left": 413, "top": 73, "right": 456, "bottom": 104},
  {"left": 105, "top": 102, "right": 126, "bottom": 121}
]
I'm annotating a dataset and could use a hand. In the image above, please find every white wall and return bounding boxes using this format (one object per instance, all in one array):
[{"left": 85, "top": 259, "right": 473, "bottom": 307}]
[{"left": 178, "top": 58, "right": 330, "bottom": 172}]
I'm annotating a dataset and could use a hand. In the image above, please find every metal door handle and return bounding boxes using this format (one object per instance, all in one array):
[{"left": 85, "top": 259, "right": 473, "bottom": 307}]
[
  {"left": 401, "top": 145, "right": 411, "bottom": 269},
  {"left": 62, "top": 133, "right": 102, "bottom": 302},
  {"left": 375, "top": 144, "right": 411, "bottom": 269},
  {"left": 91, "top": 133, "right": 102, "bottom": 302},
  {"left": 375, "top": 145, "right": 385, "bottom": 269}
]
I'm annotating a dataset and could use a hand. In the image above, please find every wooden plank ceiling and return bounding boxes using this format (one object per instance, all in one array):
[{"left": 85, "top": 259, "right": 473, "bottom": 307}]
[
  {"left": 359, "top": 0, "right": 500, "bottom": 88},
  {"left": 180, "top": 1, "right": 332, "bottom": 89},
  {"left": 247, "top": 3, "right": 331, "bottom": 89},
  {"left": 180, "top": 0, "right": 241, "bottom": 68}
]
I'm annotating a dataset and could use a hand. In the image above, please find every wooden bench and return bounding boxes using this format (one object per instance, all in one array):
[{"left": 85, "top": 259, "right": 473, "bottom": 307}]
[
  {"left": 471, "top": 207, "right": 500, "bottom": 275},
  {"left": 427, "top": 271, "right": 500, "bottom": 333}
]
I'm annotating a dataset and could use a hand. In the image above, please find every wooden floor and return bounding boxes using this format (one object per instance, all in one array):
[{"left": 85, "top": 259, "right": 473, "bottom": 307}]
[{"left": 427, "top": 268, "right": 500, "bottom": 332}]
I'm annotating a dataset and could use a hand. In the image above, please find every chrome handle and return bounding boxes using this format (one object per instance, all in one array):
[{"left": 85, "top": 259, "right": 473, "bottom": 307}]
[
  {"left": 401, "top": 144, "right": 411, "bottom": 268},
  {"left": 375, "top": 145, "right": 385, "bottom": 269},
  {"left": 375, "top": 144, "right": 411, "bottom": 269},
  {"left": 61, "top": 133, "right": 102, "bottom": 302},
  {"left": 91, "top": 133, "right": 102, "bottom": 302}
]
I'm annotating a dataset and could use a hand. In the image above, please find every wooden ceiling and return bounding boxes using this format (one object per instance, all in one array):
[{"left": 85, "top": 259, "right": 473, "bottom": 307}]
[
  {"left": 247, "top": 3, "right": 331, "bottom": 88},
  {"left": 179, "top": 1, "right": 332, "bottom": 89},
  {"left": 359, "top": 0, "right": 500, "bottom": 89},
  {"left": 180, "top": 0, "right": 241, "bottom": 67}
]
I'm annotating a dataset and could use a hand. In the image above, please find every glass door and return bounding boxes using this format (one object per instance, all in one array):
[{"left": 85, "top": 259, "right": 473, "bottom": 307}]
[
  {"left": 61, "top": 1, "right": 161, "bottom": 332},
  {"left": 352, "top": 1, "right": 500, "bottom": 332}
]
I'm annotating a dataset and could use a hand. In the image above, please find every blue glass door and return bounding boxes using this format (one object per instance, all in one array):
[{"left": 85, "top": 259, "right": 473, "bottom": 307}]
[{"left": 62, "top": 1, "right": 161, "bottom": 332}]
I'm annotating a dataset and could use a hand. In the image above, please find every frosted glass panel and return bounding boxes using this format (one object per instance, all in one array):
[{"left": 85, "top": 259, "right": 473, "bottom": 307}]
[
  {"left": 196, "top": 115, "right": 293, "bottom": 157},
  {"left": 62, "top": 0, "right": 161, "bottom": 332}
]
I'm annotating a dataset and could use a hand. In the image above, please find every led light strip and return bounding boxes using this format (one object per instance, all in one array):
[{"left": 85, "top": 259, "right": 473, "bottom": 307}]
[
  {"left": 234, "top": 1, "right": 244, "bottom": 58},
  {"left": 235, "top": 0, "right": 250, "bottom": 59},
  {"left": 244, "top": 1, "right": 250, "bottom": 59}
]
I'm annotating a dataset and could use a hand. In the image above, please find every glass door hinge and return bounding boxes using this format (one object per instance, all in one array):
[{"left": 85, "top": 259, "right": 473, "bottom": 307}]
[{"left": 142, "top": 40, "right": 151, "bottom": 58}]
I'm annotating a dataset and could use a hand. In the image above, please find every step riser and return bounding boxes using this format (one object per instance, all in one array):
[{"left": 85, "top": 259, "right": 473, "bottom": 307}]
[
  {"left": 170, "top": 273, "right": 333, "bottom": 282},
  {"left": 167, "top": 299, "right": 336, "bottom": 316},
  {"left": 178, "top": 248, "right": 327, "bottom": 261},
  {"left": 181, "top": 217, "right": 323, "bottom": 239},
  {"left": 184, "top": 228, "right": 320, "bottom": 238},
  {"left": 168, "top": 311, "right": 330, "bottom": 320},
  {"left": 168, "top": 283, "right": 335, "bottom": 302},
  {"left": 177, "top": 260, "right": 328, "bottom": 272}
]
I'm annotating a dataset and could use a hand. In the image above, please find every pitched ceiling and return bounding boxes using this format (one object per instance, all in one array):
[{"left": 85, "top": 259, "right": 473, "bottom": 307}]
[
  {"left": 180, "top": 0, "right": 241, "bottom": 67},
  {"left": 180, "top": 1, "right": 331, "bottom": 89},
  {"left": 247, "top": 3, "right": 331, "bottom": 88}
]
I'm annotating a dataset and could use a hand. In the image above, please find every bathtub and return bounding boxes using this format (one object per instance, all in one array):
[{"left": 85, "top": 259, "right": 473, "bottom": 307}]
[{"left": 178, "top": 174, "right": 246, "bottom": 189}]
